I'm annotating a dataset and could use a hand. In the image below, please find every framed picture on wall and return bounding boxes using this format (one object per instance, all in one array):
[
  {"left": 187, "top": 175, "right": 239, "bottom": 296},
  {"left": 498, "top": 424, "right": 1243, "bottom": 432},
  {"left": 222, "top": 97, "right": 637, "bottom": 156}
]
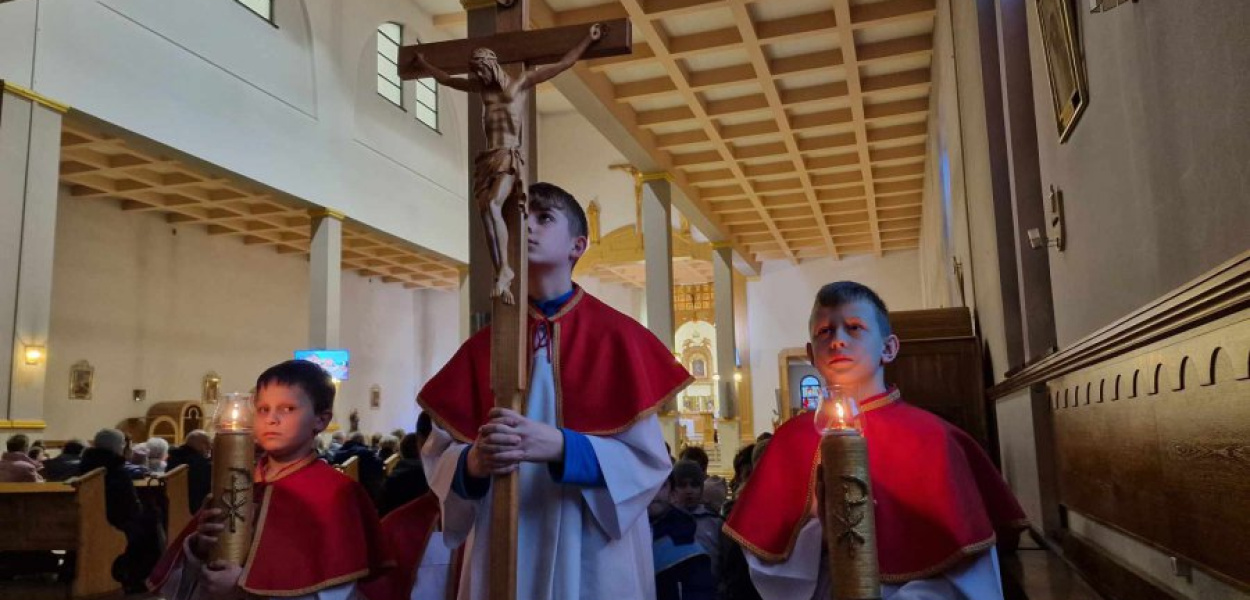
[
  {"left": 370, "top": 385, "right": 381, "bottom": 410},
  {"left": 202, "top": 372, "right": 221, "bottom": 404},
  {"left": 1036, "top": 0, "right": 1088, "bottom": 142},
  {"left": 69, "top": 360, "right": 94, "bottom": 400}
]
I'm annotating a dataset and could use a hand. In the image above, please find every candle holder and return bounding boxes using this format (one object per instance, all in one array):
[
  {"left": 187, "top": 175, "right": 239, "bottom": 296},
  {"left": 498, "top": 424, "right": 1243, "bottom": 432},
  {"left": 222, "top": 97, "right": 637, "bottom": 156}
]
[
  {"left": 209, "top": 392, "right": 256, "bottom": 566},
  {"left": 814, "top": 386, "right": 881, "bottom": 600}
]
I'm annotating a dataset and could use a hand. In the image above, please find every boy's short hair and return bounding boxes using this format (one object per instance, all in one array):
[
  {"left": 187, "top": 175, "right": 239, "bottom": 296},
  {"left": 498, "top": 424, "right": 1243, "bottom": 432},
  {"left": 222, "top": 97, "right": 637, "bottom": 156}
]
[
  {"left": 255, "top": 360, "right": 336, "bottom": 414},
  {"left": 672, "top": 459, "right": 706, "bottom": 486},
  {"left": 6, "top": 433, "right": 29, "bottom": 453},
  {"left": 678, "top": 446, "right": 709, "bottom": 473},
  {"left": 529, "top": 182, "right": 588, "bottom": 240},
  {"left": 811, "top": 280, "right": 892, "bottom": 337}
]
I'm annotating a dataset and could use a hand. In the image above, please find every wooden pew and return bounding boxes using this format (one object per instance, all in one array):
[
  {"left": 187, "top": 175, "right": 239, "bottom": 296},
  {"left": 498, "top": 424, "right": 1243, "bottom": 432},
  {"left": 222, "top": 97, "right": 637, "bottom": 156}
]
[
  {"left": 383, "top": 453, "right": 400, "bottom": 476},
  {"left": 0, "top": 468, "right": 126, "bottom": 600},
  {"left": 134, "top": 464, "right": 192, "bottom": 544},
  {"left": 335, "top": 455, "right": 360, "bottom": 482}
]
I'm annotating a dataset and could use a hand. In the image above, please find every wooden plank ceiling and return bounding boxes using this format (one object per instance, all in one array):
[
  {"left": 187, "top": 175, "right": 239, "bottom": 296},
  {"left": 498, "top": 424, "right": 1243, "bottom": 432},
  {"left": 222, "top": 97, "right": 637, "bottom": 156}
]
[
  {"left": 57, "top": 120, "right": 462, "bottom": 290},
  {"left": 429, "top": 0, "right": 934, "bottom": 264}
]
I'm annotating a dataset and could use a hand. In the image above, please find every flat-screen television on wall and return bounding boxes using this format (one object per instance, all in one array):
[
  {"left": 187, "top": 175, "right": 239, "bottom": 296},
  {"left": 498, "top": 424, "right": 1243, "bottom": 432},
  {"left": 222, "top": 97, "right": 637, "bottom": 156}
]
[{"left": 294, "top": 349, "right": 350, "bottom": 381}]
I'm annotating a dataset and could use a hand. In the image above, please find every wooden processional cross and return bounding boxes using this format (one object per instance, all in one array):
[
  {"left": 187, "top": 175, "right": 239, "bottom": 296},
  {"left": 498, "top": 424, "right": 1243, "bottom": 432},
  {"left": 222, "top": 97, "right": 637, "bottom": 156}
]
[{"left": 399, "top": 2, "right": 632, "bottom": 598}]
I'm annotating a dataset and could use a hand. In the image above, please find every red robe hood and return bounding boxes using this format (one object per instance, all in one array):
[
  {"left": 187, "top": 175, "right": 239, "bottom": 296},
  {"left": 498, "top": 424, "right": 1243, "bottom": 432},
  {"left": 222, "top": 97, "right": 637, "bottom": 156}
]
[
  {"left": 148, "top": 460, "right": 393, "bottom": 596},
  {"left": 418, "top": 287, "right": 692, "bottom": 441},
  {"left": 724, "top": 389, "right": 1028, "bottom": 582}
]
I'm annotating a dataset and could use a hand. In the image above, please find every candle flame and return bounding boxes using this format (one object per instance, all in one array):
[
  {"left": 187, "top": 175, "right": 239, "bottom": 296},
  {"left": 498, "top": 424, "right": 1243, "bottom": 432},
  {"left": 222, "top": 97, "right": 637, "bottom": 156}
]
[{"left": 835, "top": 402, "right": 846, "bottom": 428}]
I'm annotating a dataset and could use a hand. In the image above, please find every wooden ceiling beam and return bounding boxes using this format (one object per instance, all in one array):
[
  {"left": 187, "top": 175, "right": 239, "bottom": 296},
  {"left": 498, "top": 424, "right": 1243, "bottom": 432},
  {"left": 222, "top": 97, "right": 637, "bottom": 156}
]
[{"left": 850, "top": 0, "right": 937, "bottom": 28}]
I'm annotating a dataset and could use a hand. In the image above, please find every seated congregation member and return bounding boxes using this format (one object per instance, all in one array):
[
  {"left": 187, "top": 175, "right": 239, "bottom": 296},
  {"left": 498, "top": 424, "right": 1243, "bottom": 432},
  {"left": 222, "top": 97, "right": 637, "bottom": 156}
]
[
  {"left": 167, "top": 430, "right": 212, "bottom": 513},
  {"left": 726, "top": 282, "right": 1028, "bottom": 600},
  {"left": 649, "top": 475, "right": 715, "bottom": 600},
  {"left": 378, "top": 414, "right": 432, "bottom": 516},
  {"left": 148, "top": 359, "right": 392, "bottom": 600},
  {"left": 80, "top": 428, "right": 163, "bottom": 592},
  {"left": 42, "top": 438, "right": 85, "bottom": 482},
  {"left": 333, "top": 431, "right": 386, "bottom": 503},
  {"left": 0, "top": 433, "right": 42, "bottom": 482},
  {"left": 124, "top": 444, "right": 152, "bottom": 479},
  {"left": 145, "top": 437, "right": 169, "bottom": 474},
  {"left": 418, "top": 182, "right": 690, "bottom": 600}
]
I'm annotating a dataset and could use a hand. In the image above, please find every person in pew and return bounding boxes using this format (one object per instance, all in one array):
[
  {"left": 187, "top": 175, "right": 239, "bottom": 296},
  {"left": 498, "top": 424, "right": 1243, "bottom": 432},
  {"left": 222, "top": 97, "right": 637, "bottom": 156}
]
[
  {"left": 79, "top": 428, "right": 164, "bottom": 593},
  {"left": 0, "top": 434, "right": 43, "bottom": 482},
  {"left": 725, "top": 282, "right": 1029, "bottom": 600},
  {"left": 333, "top": 430, "right": 386, "bottom": 504},
  {"left": 42, "top": 438, "right": 85, "bottom": 482},
  {"left": 678, "top": 445, "right": 709, "bottom": 474},
  {"left": 148, "top": 359, "right": 392, "bottom": 600},
  {"left": 378, "top": 435, "right": 399, "bottom": 463},
  {"left": 670, "top": 459, "right": 723, "bottom": 578},
  {"left": 418, "top": 182, "right": 691, "bottom": 600},
  {"left": 146, "top": 437, "right": 169, "bottom": 474},
  {"left": 124, "top": 444, "right": 152, "bottom": 479},
  {"left": 379, "top": 415, "right": 432, "bottom": 517},
  {"left": 167, "top": 430, "right": 212, "bottom": 513}
]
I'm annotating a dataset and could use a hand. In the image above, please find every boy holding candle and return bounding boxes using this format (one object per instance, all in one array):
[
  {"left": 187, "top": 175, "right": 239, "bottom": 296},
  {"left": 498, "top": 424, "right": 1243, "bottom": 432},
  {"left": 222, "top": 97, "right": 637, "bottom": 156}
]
[
  {"left": 724, "top": 281, "right": 1028, "bottom": 599},
  {"left": 417, "top": 182, "right": 691, "bottom": 600},
  {"left": 147, "top": 360, "right": 392, "bottom": 600}
]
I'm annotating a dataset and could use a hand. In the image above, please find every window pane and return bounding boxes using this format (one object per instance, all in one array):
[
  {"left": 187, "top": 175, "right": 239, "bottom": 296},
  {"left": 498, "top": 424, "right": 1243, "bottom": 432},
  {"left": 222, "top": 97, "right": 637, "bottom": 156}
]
[
  {"left": 417, "top": 78, "right": 436, "bottom": 93},
  {"left": 378, "top": 23, "right": 401, "bottom": 45},
  {"left": 378, "top": 76, "right": 402, "bottom": 106},
  {"left": 235, "top": 0, "right": 271, "bottom": 20},
  {"left": 377, "top": 55, "right": 400, "bottom": 85},
  {"left": 416, "top": 105, "right": 438, "bottom": 130},
  {"left": 377, "top": 38, "right": 399, "bottom": 63},
  {"left": 415, "top": 85, "right": 436, "bottom": 109}
]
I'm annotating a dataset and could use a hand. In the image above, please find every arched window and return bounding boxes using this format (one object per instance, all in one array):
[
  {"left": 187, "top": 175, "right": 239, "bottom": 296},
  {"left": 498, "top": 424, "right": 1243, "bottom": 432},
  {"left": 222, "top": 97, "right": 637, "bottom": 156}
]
[
  {"left": 235, "top": 0, "right": 272, "bottom": 22},
  {"left": 377, "top": 23, "right": 404, "bottom": 107},
  {"left": 412, "top": 40, "right": 439, "bottom": 130},
  {"left": 799, "top": 375, "right": 821, "bottom": 411}
]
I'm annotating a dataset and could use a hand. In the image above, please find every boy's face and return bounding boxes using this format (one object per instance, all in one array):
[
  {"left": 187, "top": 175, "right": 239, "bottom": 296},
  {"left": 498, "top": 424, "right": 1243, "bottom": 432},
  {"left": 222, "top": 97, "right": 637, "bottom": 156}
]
[
  {"left": 807, "top": 299, "right": 899, "bottom": 389},
  {"left": 527, "top": 205, "right": 586, "bottom": 270},
  {"left": 254, "top": 384, "right": 331, "bottom": 460},
  {"left": 672, "top": 478, "right": 704, "bottom": 509}
]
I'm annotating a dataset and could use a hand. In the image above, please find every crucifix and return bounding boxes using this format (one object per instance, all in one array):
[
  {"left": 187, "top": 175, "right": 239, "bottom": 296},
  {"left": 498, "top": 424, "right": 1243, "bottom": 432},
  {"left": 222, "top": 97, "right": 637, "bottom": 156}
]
[{"left": 399, "top": 3, "right": 631, "bottom": 599}]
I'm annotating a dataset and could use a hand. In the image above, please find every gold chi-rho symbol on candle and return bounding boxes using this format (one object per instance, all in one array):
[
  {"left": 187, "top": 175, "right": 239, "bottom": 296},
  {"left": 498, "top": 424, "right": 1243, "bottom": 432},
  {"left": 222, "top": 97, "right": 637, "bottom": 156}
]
[
  {"left": 223, "top": 468, "right": 251, "bottom": 533},
  {"left": 834, "top": 475, "right": 871, "bottom": 557}
]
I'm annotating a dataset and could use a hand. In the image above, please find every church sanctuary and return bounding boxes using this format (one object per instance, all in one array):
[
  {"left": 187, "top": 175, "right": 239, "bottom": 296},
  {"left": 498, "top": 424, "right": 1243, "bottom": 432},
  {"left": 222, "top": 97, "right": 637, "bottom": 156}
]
[{"left": 1, "top": 1, "right": 1246, "bottom": 599}]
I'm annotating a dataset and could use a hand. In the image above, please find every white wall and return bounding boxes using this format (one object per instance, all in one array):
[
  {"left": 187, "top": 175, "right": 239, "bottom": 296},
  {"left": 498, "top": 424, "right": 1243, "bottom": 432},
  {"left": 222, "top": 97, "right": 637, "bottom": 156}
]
[
  {"left": 42, "top": 193, "right": 458, "bottom": 441},
  {"left": 539, "top": 109, "right": 643, "bottom": 319},
  {"left": 0, "top": 0, "right": 470, "bottom": 263},
  {"left": 745, "top": 251, "right": 923, "bottom": 436}
]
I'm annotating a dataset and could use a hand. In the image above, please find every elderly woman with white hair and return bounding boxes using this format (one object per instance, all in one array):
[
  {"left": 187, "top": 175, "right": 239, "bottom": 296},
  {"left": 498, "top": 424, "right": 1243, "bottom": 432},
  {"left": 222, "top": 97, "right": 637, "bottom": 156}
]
[{"left": 144, "top": 437, "right": 169, "bottom": 474}]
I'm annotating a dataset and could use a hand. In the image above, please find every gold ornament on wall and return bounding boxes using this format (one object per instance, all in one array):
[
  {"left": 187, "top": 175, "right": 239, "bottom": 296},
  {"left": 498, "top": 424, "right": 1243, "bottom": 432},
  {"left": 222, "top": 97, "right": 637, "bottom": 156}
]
[
  {"left": 202, "top": 372, "right": 221, "bottom": 404},
  {"left": 69, "top": 360, "right": 94, "bottom": 400}
]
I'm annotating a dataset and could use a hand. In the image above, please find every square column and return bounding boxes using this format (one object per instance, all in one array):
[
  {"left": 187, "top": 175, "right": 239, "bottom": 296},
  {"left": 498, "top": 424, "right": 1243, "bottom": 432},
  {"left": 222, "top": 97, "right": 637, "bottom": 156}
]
[
  {"left": 642, "top": 175, "right": 675, "bottom": 349},
  {"left": 712, "top": 244, "right": 736, "bottom": 419},
  {"left": 1, "top": 83, "right": 66, "bottom": 430},
  {"left": 309, "top": 209, "right": 343, "bottom": 349}
]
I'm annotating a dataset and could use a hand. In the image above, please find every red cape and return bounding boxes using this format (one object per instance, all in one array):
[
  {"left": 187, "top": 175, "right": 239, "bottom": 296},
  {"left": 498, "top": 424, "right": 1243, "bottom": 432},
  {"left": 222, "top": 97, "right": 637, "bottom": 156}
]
[
  {"left": 724, "top": 389, "right": 1028, "bottom": 582},
  {"left": 359, "top": 492, "right": 464, "bottom": 600},
  {"left": 148, "top": 460, "right": 393, "bottom": 596},
  {"left": 418, "top": 287, "right": 692, "bottom": 441}
]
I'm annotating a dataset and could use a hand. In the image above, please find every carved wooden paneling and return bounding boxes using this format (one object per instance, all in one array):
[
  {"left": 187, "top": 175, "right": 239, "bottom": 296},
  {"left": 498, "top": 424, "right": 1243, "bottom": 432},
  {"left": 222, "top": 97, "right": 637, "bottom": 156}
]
[{"left": 1049, "top": 312, "right": 1250, "bottom": 589}]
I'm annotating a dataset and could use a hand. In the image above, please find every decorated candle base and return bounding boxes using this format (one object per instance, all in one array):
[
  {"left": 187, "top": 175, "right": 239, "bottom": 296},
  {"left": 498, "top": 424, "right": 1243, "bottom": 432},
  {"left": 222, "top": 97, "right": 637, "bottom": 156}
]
[
  {"left": 820, "top": 430, "right": 881, "bottom": 600},
  {"left": 209, "top": 431, "right": 256, "bottom": 565}
]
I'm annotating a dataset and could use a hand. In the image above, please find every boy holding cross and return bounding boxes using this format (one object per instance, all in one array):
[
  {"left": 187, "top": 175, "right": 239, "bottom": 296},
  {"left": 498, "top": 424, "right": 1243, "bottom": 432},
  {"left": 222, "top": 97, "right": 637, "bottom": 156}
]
[
  {"left": 418, "top": 183, "right": 691, "bottom": 600},
  {"left": 725, "top": 282, "right": 1028, "bottom": 600}
]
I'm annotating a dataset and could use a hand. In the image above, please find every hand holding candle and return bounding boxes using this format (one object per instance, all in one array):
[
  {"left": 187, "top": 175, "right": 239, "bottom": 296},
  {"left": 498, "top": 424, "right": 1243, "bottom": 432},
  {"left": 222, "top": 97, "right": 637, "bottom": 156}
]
[
  {"left": 209, "top": 393, "right": 256, "bottom": 566},
  {"left": 814, "top": 386, "right": 881, "bottom": 600}
]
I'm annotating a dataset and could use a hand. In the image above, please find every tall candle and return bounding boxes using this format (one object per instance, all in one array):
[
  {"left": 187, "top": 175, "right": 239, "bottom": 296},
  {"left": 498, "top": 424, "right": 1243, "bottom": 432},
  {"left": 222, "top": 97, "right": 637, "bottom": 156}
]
[
  {"left": 209, "top": 393, "right": 256, "bottom": 565},
  {"left": 815, "top": 387, "right": 881, "bottom": 600}
]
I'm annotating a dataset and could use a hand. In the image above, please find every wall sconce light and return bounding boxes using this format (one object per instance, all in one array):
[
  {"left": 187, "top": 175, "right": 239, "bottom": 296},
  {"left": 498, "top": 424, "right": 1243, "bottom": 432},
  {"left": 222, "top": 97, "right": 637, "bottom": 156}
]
[
  {"left": 23, "top": 345, "right": 45, "bottom": 365},
  {"left": 712, "top": 373, "right": 721, "bottom": 382},
  {"left": 733, "top": 371, "right": 743, "bottom": 383},
  {"left": 1028, "top": 185, "right": 1066, "bottom": 252}
]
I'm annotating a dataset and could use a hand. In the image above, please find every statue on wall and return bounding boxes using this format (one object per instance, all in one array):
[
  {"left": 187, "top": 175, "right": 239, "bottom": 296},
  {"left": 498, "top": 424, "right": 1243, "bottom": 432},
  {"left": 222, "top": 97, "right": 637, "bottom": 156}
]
[
  {"left": 348, "top": 409, "right": 360, "bottom": 433},
  {"left": 412, "top": 23, "right": 604, "bottom": 304}
]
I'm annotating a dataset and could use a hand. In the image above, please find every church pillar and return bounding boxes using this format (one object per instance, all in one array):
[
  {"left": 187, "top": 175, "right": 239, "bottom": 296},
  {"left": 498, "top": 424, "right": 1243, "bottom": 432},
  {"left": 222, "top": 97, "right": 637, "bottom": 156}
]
[
  {"left": 0, "top": 83, "right": 67, "bottom": 432},
  {"left": 641, "top": 174, "right": 675, "bottom": 350},
  {"left": 712, "top": 244, "right": 736, "bottom": 420},
  {"left": 642, "top": 174, "right": 680, "bottom": 450},
  {"left": 308, "top": 209, "right": 343, "bottom": 349}
]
